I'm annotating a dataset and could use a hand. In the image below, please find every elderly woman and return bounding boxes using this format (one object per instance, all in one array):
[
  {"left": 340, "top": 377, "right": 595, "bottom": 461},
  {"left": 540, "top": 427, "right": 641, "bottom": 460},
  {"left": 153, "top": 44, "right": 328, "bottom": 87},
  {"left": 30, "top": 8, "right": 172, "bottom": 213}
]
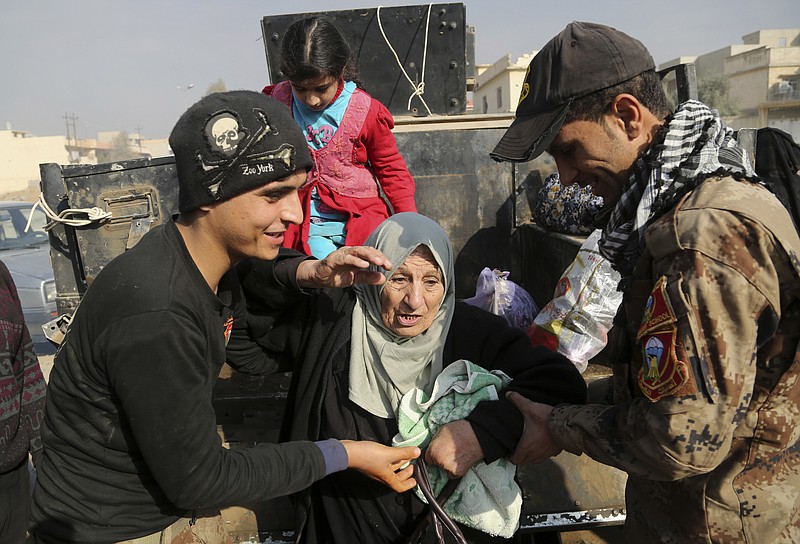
[{"left": 231, "top": 213, "right": 586, "bottom": 544}]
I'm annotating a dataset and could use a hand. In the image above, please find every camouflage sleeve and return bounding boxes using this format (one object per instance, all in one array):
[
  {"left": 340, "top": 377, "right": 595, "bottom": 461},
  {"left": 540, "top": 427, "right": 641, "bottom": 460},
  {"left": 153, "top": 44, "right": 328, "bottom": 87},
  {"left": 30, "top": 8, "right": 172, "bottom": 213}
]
[{"left": 549, "top": 209, "right": 779, "bottom": 480}]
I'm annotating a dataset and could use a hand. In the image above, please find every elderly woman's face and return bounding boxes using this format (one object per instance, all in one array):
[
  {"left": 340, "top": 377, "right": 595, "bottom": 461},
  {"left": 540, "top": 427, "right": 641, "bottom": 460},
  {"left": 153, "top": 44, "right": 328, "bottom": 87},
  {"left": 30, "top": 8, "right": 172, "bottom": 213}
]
[{"left": 380, "top": 247, "right": 445, "bottom": 337}]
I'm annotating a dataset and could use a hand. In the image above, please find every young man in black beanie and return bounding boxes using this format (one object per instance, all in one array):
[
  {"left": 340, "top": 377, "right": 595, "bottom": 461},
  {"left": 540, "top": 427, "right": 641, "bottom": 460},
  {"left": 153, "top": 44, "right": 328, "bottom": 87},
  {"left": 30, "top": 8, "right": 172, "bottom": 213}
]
[
  {"left": 494, "top": 21, "right": 800, "bottom": 543},
  {"left": 28, "top": 91, "right": 420, "bottom": 544}
]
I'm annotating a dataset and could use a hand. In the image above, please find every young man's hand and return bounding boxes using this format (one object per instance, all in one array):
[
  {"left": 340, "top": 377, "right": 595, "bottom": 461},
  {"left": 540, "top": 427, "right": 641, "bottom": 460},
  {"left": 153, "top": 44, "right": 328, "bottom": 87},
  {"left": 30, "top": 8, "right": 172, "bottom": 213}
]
[
  {"left": 342, "top": 441, "right": 420, "bottom": 493},
  {"left": 296, "top": 246, "right": 393, "bottom": 289}
]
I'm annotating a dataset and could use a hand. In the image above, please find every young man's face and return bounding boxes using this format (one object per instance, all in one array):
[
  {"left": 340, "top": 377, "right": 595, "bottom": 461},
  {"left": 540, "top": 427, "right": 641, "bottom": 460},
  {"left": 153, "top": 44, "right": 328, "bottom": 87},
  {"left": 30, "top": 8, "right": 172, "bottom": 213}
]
[
  {"left": 546, "top": 116, "right": 639, "bottom": 207},
  {"left": 206, "top": 170, "right": 306, "bottom": 262}
]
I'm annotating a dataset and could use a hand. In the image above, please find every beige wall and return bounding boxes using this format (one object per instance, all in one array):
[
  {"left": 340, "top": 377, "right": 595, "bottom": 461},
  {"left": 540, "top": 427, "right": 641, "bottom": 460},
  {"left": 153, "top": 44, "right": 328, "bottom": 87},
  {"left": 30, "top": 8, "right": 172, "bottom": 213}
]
[
  {"left": 140, "top": 138, "right": 171, "bottom": 158},
  {"left": 765, "top": 48, "right": 800, "bottom": 98},
  {"left": 696, "top": 46, "right": 761, "bottom": 78},
  {"left": 726, "top": 45, "right": 800, "bottom": 122},
  {"left": 0, "top": 131, "right": 70, "bottom": 194},
  {"left": 727, "top": 63, "right": 770, "bottom": 115},
  {"left": 726, "top": 113, "right": 761, "bottom": 132},
  {"left": 742, "top": 29, "right": 800, "bottom": 47},
  {"left": 474, "top": 52, "right": 536, "bottom": 114}
]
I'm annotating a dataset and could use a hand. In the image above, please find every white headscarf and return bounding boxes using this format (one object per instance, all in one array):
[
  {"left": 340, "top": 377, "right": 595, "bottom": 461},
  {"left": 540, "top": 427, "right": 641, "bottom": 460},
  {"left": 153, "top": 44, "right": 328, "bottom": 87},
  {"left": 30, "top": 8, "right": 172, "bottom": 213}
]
[{"left": 348, "top": 213, "right": 456, "bottom": 418}]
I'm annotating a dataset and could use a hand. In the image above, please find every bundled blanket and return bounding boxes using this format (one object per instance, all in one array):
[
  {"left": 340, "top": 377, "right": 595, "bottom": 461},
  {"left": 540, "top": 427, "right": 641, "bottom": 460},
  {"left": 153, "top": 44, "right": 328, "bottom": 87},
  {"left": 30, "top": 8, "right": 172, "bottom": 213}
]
[{"left": 393, "top": 360, "right": 521, "bottom": 538}]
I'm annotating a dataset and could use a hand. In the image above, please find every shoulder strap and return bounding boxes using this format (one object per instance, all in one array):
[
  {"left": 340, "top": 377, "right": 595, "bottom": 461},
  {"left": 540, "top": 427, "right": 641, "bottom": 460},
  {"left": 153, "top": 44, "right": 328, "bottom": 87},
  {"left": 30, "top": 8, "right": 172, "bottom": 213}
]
[{"left": 405, "top": 456, "right": 466, "bottom": 544}]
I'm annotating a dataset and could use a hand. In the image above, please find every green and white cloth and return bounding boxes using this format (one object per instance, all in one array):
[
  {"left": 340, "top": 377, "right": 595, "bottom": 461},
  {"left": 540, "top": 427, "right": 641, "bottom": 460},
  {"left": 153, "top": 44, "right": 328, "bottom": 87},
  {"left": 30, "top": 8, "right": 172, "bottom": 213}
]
[{"left": 392, "top": 359, "right": 521, "bottom": 538}]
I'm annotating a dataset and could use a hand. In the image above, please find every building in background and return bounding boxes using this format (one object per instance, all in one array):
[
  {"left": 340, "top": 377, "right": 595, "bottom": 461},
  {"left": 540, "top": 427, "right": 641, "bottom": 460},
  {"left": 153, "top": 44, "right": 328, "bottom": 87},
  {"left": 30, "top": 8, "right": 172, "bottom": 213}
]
[
  {"left": 473, "top": 52, "right": 537, "bottom": 114},
  {"left": 660, "top": 28, "right": 800, "bottom": 140},
  {"left": 0, "top": 129, "right": 171, "bottom": 196},
  {"left": 0, "top": 130, "right": 73, "bottom": 194}
]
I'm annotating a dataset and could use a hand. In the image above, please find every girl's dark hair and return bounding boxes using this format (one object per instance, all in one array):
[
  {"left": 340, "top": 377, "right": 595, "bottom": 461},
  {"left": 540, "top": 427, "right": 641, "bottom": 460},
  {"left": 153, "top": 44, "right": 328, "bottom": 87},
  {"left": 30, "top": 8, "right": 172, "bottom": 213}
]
[{"left": 279, "top": 17, "right": 362, "bottom": 87}]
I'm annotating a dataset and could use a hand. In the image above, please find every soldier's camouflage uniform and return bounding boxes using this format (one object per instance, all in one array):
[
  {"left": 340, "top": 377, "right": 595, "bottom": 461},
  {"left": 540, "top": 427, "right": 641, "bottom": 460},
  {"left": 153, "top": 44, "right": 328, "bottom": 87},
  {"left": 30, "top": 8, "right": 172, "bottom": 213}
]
[{"left": 550, "top": 176, "right": 800, "bottom": 543}]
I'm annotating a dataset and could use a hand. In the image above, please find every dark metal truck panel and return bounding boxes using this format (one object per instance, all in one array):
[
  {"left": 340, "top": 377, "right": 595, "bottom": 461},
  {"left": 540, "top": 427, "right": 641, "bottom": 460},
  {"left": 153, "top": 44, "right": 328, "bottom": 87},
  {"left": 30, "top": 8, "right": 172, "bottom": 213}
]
[{"left": 261, "top": 4, "right": 471, "bottom": 118}]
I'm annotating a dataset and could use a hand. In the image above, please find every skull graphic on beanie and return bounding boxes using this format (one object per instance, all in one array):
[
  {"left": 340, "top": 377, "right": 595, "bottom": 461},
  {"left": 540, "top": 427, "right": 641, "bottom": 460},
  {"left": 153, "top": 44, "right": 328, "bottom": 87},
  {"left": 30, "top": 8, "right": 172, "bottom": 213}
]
[{"left": 169, "top": 90, "right": 313, "bottom": 213}]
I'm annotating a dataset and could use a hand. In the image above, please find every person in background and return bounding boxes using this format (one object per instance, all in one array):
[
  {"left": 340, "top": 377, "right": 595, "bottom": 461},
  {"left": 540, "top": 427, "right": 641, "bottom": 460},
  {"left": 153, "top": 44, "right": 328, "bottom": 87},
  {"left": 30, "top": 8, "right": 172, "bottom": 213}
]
[
  {"left": 491, "top": 21, "right": 800, "bottom": 543},
  {"left": 27, "top": 90, "right": 420, "bottom": 544},
  {"left": 264, "top": 15, "right": 417, "bottom": 259},
  {"left": 233, "top": 212, "right": 587, "bottom": 543},
  {"left": 0, "top": 259, "right": 46, "bottom": 544}
]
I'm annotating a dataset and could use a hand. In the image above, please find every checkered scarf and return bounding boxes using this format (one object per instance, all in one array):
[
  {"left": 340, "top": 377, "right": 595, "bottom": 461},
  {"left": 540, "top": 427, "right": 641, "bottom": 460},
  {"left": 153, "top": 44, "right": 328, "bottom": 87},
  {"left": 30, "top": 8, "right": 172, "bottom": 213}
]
[{"left": 599, "top": 100, "right": 758, "bottom": 280}]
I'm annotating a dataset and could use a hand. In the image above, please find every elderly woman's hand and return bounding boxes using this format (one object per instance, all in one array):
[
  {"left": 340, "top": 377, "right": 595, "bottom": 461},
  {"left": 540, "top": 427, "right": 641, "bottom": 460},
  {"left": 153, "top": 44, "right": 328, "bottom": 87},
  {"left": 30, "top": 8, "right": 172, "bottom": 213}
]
[
  {"left": 296, "top": 246, "right": 393, "bottom": 289},
  {"left": 341, "top": 441, "right": 420, "bottom": 493},
  {"left": 425, "top": 420, "right": 484, "bottom": 479}
]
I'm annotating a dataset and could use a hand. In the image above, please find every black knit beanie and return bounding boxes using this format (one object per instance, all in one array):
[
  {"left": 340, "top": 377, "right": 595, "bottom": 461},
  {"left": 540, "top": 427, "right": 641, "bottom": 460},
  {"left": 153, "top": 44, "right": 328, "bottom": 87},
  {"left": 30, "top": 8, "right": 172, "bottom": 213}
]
[{"left": 169, "top": 90, "right": 313, "bottom": 213}]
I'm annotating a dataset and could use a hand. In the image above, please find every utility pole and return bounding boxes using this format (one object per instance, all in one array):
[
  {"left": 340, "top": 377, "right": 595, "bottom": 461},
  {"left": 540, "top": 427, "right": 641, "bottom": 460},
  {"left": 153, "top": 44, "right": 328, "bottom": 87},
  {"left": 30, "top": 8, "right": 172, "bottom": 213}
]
[
  {"left": 63, "top": 113, "right": 79, "bottom": 164},
  {"left": 134, "top": 125, "right": 143, "bottom": 152}
]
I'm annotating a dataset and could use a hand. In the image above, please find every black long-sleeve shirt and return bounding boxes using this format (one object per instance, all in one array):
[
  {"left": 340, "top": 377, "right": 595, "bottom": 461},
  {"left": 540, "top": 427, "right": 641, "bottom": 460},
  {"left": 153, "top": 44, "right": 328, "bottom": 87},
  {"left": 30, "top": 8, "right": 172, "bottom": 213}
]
[{"left": 29, "top": 221, "right": 328, "bottom": 544}]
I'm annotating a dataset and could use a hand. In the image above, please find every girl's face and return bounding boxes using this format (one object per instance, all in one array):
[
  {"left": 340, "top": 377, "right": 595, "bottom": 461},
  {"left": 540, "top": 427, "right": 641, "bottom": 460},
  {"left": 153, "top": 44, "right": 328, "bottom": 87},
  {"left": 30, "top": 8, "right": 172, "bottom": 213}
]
[{"left": 290, "top": 75, "right": 340, "bottom": 111}]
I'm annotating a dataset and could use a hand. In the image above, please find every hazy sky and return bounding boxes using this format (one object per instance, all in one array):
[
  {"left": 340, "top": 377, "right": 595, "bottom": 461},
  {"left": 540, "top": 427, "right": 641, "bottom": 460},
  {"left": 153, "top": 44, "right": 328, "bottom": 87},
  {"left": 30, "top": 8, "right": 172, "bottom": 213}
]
[{"left": 2, "top": 0, "right": 797, "bottom": 139}]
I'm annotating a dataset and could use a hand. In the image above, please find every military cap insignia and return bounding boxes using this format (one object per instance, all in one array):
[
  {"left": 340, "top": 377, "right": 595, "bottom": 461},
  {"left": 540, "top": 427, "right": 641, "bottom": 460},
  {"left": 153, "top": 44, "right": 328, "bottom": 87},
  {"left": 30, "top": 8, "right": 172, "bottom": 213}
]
[
  {"left": 518, "top": 66, "right": 531, "bottom": 106},
  {"left": 636, "top": 276, "right": 690, "bottom": 402}
]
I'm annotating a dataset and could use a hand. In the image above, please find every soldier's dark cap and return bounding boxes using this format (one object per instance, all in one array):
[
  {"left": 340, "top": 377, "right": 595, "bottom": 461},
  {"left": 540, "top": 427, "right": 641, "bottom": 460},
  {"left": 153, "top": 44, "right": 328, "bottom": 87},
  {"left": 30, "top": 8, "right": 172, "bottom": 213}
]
[
  {"left": 491, "top": 21, "right": 655, "bottom": 163},
  {"left": 169, "top": 90, "right": 313, "bottom": 213}
]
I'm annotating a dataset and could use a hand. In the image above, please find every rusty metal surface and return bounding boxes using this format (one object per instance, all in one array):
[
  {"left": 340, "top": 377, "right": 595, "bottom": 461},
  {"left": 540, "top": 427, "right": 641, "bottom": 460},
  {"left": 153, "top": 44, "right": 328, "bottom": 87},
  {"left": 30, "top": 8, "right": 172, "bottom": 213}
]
[
  {"left": 518, "top": 454, "right": 626, "bottom": 530},
  {"left": 39, "top": 157, "right": 178, "bottom": 319},
  {"left": 394, "top": 118, "right": 552, "bottom": 299},
  {"left": 63, "top": 158, "right": 177, "bottom": 286},
  {"left": 515, "top": 365, "right": 626, "bottom": 534}
]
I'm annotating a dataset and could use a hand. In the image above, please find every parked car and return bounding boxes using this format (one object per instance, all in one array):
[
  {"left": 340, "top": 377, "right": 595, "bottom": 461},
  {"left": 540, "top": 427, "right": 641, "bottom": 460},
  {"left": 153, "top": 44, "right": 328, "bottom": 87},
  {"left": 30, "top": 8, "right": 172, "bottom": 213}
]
[{"left": 0, "top": 201, "right": 57, "bottom": 354}]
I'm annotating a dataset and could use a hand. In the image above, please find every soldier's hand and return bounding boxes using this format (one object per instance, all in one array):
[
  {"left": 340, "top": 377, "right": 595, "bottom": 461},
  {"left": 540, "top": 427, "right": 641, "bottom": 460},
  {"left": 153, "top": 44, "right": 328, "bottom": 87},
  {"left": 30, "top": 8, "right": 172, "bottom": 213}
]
[
  {"left": 296, "top": 246, "right": 392, "bottom": 289},
  {"left": 506, "top": 391, "right": 562, "bottom": 465},
  {"left": 426, "top": 420, "right": 484, "bottom": 479},
  {"left": 342, "top": 440, "right": 420, "bottom": 493}
]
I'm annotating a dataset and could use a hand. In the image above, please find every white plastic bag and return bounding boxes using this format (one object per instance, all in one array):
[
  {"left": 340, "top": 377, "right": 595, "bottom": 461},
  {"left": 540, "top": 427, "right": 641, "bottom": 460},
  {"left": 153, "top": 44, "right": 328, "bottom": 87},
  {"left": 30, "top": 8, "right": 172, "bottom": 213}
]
[
  {"left": 527, "top": 230, "right": 622, "bottom": 373},
  {"left": 464, "top": 268, "right": 538, "bottom": 331}
]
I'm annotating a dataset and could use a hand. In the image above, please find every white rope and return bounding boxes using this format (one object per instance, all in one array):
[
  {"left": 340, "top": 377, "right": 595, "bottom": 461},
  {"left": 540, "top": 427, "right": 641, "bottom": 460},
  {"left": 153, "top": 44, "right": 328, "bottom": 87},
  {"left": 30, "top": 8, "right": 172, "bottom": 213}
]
[
  {"left": 376, "top": 4, "right": 434, "bottom": 116},
  {"left": 27, "top": 192, "right": 112, "bottom": 232}
]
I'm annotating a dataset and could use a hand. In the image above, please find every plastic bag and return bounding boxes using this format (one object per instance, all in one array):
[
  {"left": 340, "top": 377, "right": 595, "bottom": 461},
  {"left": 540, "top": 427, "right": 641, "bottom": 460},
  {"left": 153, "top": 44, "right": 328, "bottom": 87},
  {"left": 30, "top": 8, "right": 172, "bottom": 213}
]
[
  {"left": 527, "top": 230, "right": 622, "bottom": 373},
  {"left": 463, "top": 268, "right": 538, "bottom": 331}
]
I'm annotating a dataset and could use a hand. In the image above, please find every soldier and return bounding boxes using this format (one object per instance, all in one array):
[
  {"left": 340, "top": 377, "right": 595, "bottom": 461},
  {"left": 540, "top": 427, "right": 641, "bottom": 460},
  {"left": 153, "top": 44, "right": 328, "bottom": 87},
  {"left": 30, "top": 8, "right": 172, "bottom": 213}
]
[{"left": 491, "top": 21, "right": 800, "bottom": 543}]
